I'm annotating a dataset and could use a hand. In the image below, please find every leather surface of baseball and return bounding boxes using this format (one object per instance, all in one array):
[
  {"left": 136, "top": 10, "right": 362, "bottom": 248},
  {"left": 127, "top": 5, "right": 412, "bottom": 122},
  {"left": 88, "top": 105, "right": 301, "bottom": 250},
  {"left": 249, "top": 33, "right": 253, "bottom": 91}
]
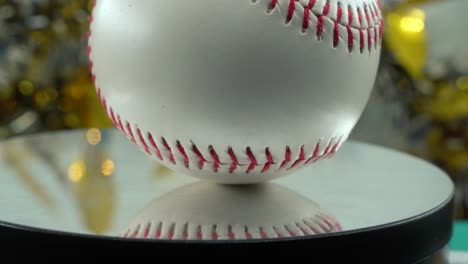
[{"left": 88, "top": 0, "right": 383, "bottom": 183}]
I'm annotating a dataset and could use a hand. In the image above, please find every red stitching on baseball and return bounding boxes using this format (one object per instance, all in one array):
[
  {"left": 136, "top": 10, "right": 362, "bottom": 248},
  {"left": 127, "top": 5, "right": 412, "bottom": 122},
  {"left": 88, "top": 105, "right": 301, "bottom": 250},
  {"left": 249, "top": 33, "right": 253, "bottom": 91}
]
[
  {"left": 96, "top": 86, "right": 342, "bottom": 173},
  {"left": 307, "top": 0, "right": 317, "bottom": 10},
  {"left": 304, "top": 142, "right": 320, "bottom": 164},
  {"left": 302, "top": 3, "right": 310, "bottom": 31},
  {"left": 132, "top": 224, "right": 140, "bottom": 238},
  {"left": 304, "top": 221, "right": 321, "bottom": 234},
  {"left": 302, "top": 0, "right": 317, "bottom": 32},
  {"left": 176, "top": 141, "right": 189, "bottom": 168},
  {"left": 347, "top": 5, "right": 354, "bottom": 52},
  {"left": 364, "top": 5, "right": 372, "bottom": 52},
  {"left": 246, "top": 147, "right": 258, "bottom": 173},
  {"left": 364, "top": 4, "right": 371, "bottom": 26},
  {"left": 261, "top": 148, "right": 274, "bottom": 173},
  {"left": 155, "top": 228, "right": 162, "bottom": 239},
  {"left": 211, "top": 225, "right": 218, "bottom": 240},
  {"left": 372, "top": 2, "right": 380, "bottom": 23},
  {"left": 209, "top": 146, "right": 221, "bottom": 172},
  {"left": 125, "top": 217, "right": 340, "bottom": 240},
  {"left": 334, "top": 218, "right": 343, "bottom": 231},
  {"left": 286, "top": 0, "right": 296, "bottom": 23},
  {"left": 357, "top": 7, "right": 363, "bottom": 25},
  {"left": 316, "top": 219, "right": 331, "bottom": 232},
  {"left": 295, "top": 222, "right": 308, "bottom": 235},
  {"left": 359, "top": 29, "right": 365, "bottom": 53},
  {"left": 288, "top": 146, "right": 306, "bottom": 169},
  {"left": 323, "top": 140, "right": 333, "bottom": 156},
  {"left": 369, "top": 3, "right": 376, "bottom": 21},
  {"left": 279, "top": 146, "right": 292, "bottom": 169},
  {"left": 265, "top": 0, "right": 382, "bottom": 51},
  {"left": 192, "top": 144, "right": 207, "bottom": 169},
  {"left": 285, "top": 225, "right": 296, "bottom": 237},
  {"left": 183, "top": 224, "right": 189, "bottom": 240},
  {"left": 143, "top": 224, "right": 150, "bottom": 238},
  {"left": 274, "top": 227, "right": 283, "bottom": 238},
  {"left": 318, "top": 215, "right": 338, "bottom": 231},
  {"left": 109, "top": 108, "right": 117, "bottom": 126},
  {"left": 268, "top": 0, "right": 278, "bottom": 13},
  {"left": 116, "top": 115, "right": 126, "bottom": 136},
  {"left": 356, "top": 7, "right": 365, "bottom": 53},
  {"left": 228, "top": 225, "right": 235, "bottom": 240},
  {"left": 245, "top": 227, "right": 252, "bottom": 239},
  {"left": 162, "top": 137, "right": 176, "bottom": 164},
  {"left": 86, "top": 45, "right": 92, "bottom": 58},
  {"left": 329, "top": 138, "right": 341, "bottom": 157},
  {"left": 302, "top": 1, "right": 315, "bottom": 31},
  {"left": 333, "top": 3, "right": 343, "bottom": 47},
  {"left": 196, "top": 226, "right": 202, "bottom": 240},
  {"left": 227, "top": 147, "right": 239, "bottom": 173},
  {"left": 126, "top": 122, "right": 137, "bottom": 144},
  {"left": 318, "top": 0, "right": 330, "bottom": 40},
  {"left": 136, "top": 128, "right": 151, "bottom": 155},
  {"left": 101, "top": 95, "right": 107, "bottom": 116},
  {"left": 147, "top": 133, "right": 163, "bottom": 160},
  {"left": 328, "top": 214, "right": 342, "bottom": 231},
  {"left": 168, "top": 224, "right": 175, "bottom": 239}
]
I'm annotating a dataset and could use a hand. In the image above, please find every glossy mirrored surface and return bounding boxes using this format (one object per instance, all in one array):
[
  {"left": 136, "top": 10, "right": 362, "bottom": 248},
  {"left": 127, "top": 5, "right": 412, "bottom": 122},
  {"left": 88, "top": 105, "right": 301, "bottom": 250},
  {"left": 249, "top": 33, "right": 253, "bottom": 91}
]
[{"left": 0, "top": 129, "right": 453, "bottom": 238}]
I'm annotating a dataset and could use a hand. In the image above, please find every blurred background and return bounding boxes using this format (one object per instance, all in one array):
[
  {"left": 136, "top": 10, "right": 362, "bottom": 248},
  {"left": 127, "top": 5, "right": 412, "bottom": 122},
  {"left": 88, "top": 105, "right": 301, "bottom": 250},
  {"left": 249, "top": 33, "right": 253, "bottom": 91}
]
[{"left": 0, "top": 0, "right": 466, "bottom": 238}]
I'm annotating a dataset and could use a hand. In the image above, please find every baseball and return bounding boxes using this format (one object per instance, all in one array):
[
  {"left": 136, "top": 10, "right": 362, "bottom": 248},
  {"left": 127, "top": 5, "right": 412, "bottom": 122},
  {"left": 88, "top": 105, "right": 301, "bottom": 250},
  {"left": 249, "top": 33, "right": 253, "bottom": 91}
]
[
  {"left": 88, "top": 0, "right": 383, "bottom": 184},
  {"left": 121, "top": 182, "right": 341, "bottom": 240}
]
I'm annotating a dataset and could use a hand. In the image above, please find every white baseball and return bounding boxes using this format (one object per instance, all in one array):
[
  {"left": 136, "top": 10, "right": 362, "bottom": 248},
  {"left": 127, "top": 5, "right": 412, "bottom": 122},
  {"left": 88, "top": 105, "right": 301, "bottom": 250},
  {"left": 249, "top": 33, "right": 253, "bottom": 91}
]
[
  {"left": 122, "top": 182, "right": 342, "bottom": 240},
  {"left": 88, "top": 0, "right": 383, "bottom": 184}
]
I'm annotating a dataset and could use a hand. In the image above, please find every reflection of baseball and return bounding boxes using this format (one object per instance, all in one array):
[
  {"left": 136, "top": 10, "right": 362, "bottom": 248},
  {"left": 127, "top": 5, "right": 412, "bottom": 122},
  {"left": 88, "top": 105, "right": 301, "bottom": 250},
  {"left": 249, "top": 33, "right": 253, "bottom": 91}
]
[
  {"left": 88, "top": 0, "right": 383, "bottom": 184},
  {"left": 121, "top": 182, "right": 341, "bottom": 240}
]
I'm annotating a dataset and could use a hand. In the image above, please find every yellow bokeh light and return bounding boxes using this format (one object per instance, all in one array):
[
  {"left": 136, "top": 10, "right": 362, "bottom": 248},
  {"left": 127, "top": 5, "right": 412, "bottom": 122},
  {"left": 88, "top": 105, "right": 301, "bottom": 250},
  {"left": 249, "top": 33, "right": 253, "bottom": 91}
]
[
  {"left": 456, "top": 76, "right": 468, "bottom": 91},
  {"left": 34, "top": 90, "right": 51, "bottom": 108},
  {"left": 101, "top": 159, "right": 115, "bottom": 176},
  {"left": 86, "top": 128, "right": 102, "bottom": 145},
  {"left": 18, "top": 80, "right": 34, "bottom": 96},
  {"left": 69, "top": 161, "right": 86, "bottom": 183},
  {"left": 400, "top": 16, "right": 424, "bottom": 33}
]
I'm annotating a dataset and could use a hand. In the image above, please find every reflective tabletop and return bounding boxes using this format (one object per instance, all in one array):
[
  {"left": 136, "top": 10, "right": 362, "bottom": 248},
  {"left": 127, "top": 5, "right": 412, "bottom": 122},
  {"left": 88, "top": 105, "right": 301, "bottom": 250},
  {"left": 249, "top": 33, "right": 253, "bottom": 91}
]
[{"left": 0, "top": 128, "right": 453, "bottom": 238}]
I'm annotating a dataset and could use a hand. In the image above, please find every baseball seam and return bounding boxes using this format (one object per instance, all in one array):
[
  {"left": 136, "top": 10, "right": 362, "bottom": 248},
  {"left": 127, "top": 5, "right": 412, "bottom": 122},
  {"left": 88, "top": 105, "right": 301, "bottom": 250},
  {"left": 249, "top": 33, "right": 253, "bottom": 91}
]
[
  {"left": 122, "top": 214, "right": 342, "bottom": 240},
  {"left": 262, "top": 0, "right": 383, "bottom": 53},
  {"left": 87, "top": 0, "right": 350, "bottom": 175},
  {"left": 98, "top": 86, "right": 343, "bottom": 173}
]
